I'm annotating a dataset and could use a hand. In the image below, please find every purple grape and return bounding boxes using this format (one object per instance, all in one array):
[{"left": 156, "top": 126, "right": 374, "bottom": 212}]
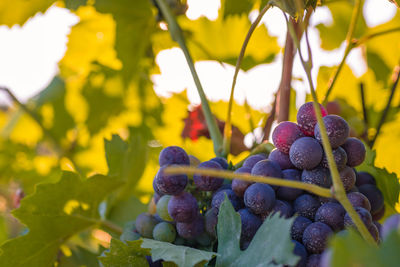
[
  {"left": 155, "top": 165, "right": 188, "bottom": 195},
  {"left": 189, "top": 155, "right": 201, "bottom": 166},
  {"left": 135, "top": 213, "right": 158, "bottom": 238},
  {"left": 302, "top": 222, "right": 333, "bottom": 254},
  {"left": 320, "top": 249, "right": 332, "bottom": 267},
  {"left": 146, "top": 256, "right": 163, "bottom": 267},
  {"left": 297, "top": 102, "right": 328, "bottom": 136},
  {"left": 347, "top": 192, "right": 371, "bottom": 211},
  {"left": 314, "top": 115, "right": 349, "bottom": 148},
  {"left": 291, "top": 216, "right": 312, "bottom": 242},
  {"left": 168, "top": 192, "right": 198, "bottom": 223},
  {"left": 176, "top": 216, "right": 204, "bottom": 239},
  {"left": 268, "top": 149, "right": 295, "bottom": 170},
  {"left": 244, "top": 183, "right": 276, "bottom": 214},
  {"left": 159, "top": 146, "right": 190, "bottom": 166},
  {"left": 238, "top": 209, "right": 262, "bottom": 242},
  {"left": 154, "top": 192, "right": 161, "bottom": 204},
  {"left": 193, "top": 161, "right": 224, "bottom": 191},
  {"left": 289, "top": 137, "right": 323, "bottom": 170},
  {"left": 341, "top": 137, "right": 366, "bottom": 167},
  {"left": 381, "top": 214, "right": 400, "bottom": 239},
  {"left": 368, "top": 223, "right": 380, "bottom": 242},
  {"left": 373, "top": 221, "right": 382, "bottom": 236},
  {"left": 339, "top": 166, "right": 356, "bottom": 192},
  {"left": 242, "top": 154, "right": 267, "bottom": 169},
  {"left": 211, "top": 157, "right": 229, "bottom": 169},
  {"left": 358, "top": 184, "right": 384, "bottom": 215},
  {"left": 277, "top": 169, "right": 303, "bottom": 201},
  {"left": 293, "top": 240, "right": 308, "bottom": 267},
  {"left": 251, "top": 159, "right": 283, "bottom": 190},
  {"left": 356, "top": 171, "right": 376, "bottom": 186},
  {"left": 272, "top": 121, "right": 305, "bottom": 154},
  {"left": 153, "top": 178, "right": 164, "bottom": 196},
  {"left": 205, "top": 207, "right": 218, "bottom": 238},
  {"left": 263, "top": 200, "right": 293, "bottom": 219},
  {"left": 307, "top": 254, "right": 321, "bottom": 267},
  {"left": 315, "top": 202, "right": 345, "bottom": 231},
  {"left": 372, "top": 205, "right": 385, "bottom": 221},
  {"left": 232, "top": 167, "right": 253, "bottom": 198},
  {"left": 211, "top": 189, "right": 243, "bottom": 211},
  {"left": 301, "top": 167, "right": 332, "bottom": 188},
  {"left": 344, "top": 207, "right": 372, "bottom": 228},
  {"left": 294, "top": 194, "right": 321, "bottom": 220},
  {"left": 321, "top": 146, "right": 347, "bottom": 170}
]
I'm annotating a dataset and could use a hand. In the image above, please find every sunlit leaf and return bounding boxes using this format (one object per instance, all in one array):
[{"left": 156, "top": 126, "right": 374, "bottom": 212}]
[{"left": 0, "top": 0, "right": 55, "bottom": 26}]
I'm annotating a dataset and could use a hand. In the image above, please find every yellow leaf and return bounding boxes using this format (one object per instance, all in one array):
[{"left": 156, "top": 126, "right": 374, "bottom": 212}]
[{"left": 0, "top": 0, "right": 54, "bottom": 26}]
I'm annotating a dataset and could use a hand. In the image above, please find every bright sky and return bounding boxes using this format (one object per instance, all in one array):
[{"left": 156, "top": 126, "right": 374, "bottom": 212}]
[{"left": 0, "top": 0, "right": 397, "bottom": 111}]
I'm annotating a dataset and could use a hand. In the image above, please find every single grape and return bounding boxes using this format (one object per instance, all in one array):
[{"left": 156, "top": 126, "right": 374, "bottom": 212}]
[
  {"left": 120, "top": 230, "right": 140, "bottom": 243},
  {"left": 263, "top": 200, "right": 293, "bottom": 219},
  {"left": 268, "top": 149, "right": 295, "bottom": 170},
  {"left": 241, "top": 240, "right": 251, "bottom": 251},
  {"left": 373, "top": 221, "right": 382, "bottom": 236},
  {"left": 321, "top": 146, "right": 347, "bottom": 170},
  {"left": 301, "top": 167, "right": 332, "bottom": 188},
  {"left": 146, "top": 256, "right": 163, "bottom": 267},
  {"left": 302, "top": 222, "right": 333, "bottom": 254},
  {"left": 242, "top": 154, "right": 267, "bottom": 169},
  {"left": 355, "top": 171, "right": 376, "bottom": 187},
  {"left": 153, "top": 178, "right": 164, "bottom": 196},
  {"left": 244, "top": 183, "right": 276, "bottom": 214},
  {"left": 251, "top": 159, "right": 283, "bottom": 178},
  {"left": 155, "top": 165, "right": 188, "bottom": 195},
  {"left": 368, "top": 223, "right": 380, "bottom": 242},
  {"left": 307, "top": 254, "right": 321, "bottom": 267},
  {"left": 154, "top": 193, "right": 161, "bottom": 204},
  {"left": 135, "top": 213, "right": 158, "bottom": 238},
  {"left": 238, "top": 209, "right": 262, "bottom": 242},
  {"left": 292, "top": 240, "right": 308, "bottom": 267},
  {"left": 341, "top": 137, "right": 366, "bottom": 167},
  {"left": 159, "top": 146, "right": 190, "bottom": 166},
  {"left": 347, "top": 192, "right": 371, "bottom": 211},
  {"left": 153, "top": 222, "right": 176, "bottom": 243},
  {"left": 156, "top": 195, "right": 173, "bottom": 222},
  {"left": 211, "top": 189, "right": 243, "bottom": 211},
  {"left": 277, "top": 169, "right": 303, "bottom": 201},
  {"left": 211, "top": 157, "right": 229, "bottom": 169},
  {"left": 344, "top": 207, "right": 372, "bottom": 228},
  {"left": 193, "top": 161, "right": 224, "bottom": 191},
  {"left": 294, "top": 194, "right": 321, "bottom": 220},
  {"left": 176, "top": 216, "right": 204, "bottom": 239},
  {"left": 205, "top": 207, "right": 218, "bottom": 238},
  {"left": 358, "top": 184, "right": 384, "bottom": 215},
  {"left": 123, "top": 220, "right": 137, "bottom": 232},
  {"left": 297, "top": 102, "right": 328, "bottom": 136},
  {"left": 381, "top": 214, "right": 400, "bottom": 240},
  {"left": 289, "top": 137, "right": 323, "bottom": 170},
  {"left": 315, "top": 202, "right": 345, "bottom": 231},
  {"left": 272, "top": 121, "right": 305, "bottom": 154},
  {"left": 232, "top": 167, "right": 253, "bottom": 198},
  {"left": 347, "top": 186, "right": 359, "bottom": 193},
  {"left": 168, "top": 192, "right": 198, "bottom": 223},
  {"left": 372, "top": 205, "right": 385, "bottom": 221},
  {"left": 291, "top": 216, "right": 313, "bottom": 242},
  {"left": 339, "top": 166, "right": 356, "bottom": 192},
  {"left": 314, "top": 115, "right": 349, "bottom": 148}
]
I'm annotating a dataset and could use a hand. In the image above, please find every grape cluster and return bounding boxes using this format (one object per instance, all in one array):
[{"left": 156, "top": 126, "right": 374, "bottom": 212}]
[{"left": 119, "top": 102, "right": 387, "bottom": 267}]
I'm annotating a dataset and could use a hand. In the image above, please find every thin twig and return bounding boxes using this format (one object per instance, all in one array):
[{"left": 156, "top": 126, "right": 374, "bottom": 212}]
[
  {"left": 262, "top": 94, "right": 277, "bottom": 141},
  {"left": 359, "top": 82, "right": 369, "bottom": 143}
]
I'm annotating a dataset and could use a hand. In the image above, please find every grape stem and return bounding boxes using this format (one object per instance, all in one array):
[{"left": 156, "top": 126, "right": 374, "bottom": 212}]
[
  {"left": 285, "top": 11, "right": 376, "bottom": 244},
  {"left": 222, "top": 5, "right": 271, "bottom": 157},
  {"left": 164, "top": 166, "right": 332, "bottom": 197},
  {"left": 155, "top": 0, "right": 223, "bottom": 156}
]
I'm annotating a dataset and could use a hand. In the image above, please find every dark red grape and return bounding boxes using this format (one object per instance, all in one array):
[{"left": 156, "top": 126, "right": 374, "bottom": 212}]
[
  {"left": 205, "top": 207, "right": 218, "bottom": 238},
  {"left": 242, "top": 154, "right": 267, "bottom": 169},
  {"left": 212, "top": 189, "right": 243, "bottom": 211},
  {"left": 294, "top": 194, "right": 321, "bottom": 220},
  {"left": 272, "top": 121, "right": 305, "bottom": 154},
  {"left": 358, "top": 184, "right": 384, "bottom": 215},
  {"left": 289, "top": 137, "right": 323, "bottom": 170},
  {"left": 193, "top": 161, "right": 224, "bottom": 191},
  {"left": 372, "top": 205, "right": 385, "bottom": 221},
  {"left": 135, "top": 213, "right": 158, "bottom": 238},
  {"left": 291, "top": 216, "right": 312, "bottom": 242},
  {"left": 244, "top": 183, "right": 276, "bottom": 214},
  {"left": 301, "top": 167, "right": 332, "bottom": 188},
  {"left": 314, "top": 115, "right": 349, "bottom": 148},
  {"left": 347, "top": 192, "right": 371, "bottom": 211},
  {"left": 155, "top": 165, "right": 188, "bottom": 195},
  {"left": 302, "top": 222, "right": 333, "bottom": 254},
  {"left": 176, "top": 216, "right": 204, "bottom": 239},
  {"left": 211, "top": 157, "right": 229, "bottom": 169},
  {"left": 306, "top": 254, "right": 321, "bottom": 267},
  {"left": 381, "top": 214, "right": 400, "bottom": 239},
  {"left": 355, "top": 171, "right": 376, "bottom": 186},
  {"left": 238, "top": 209, "right": 262, "bottom": 242},
  {"left": 292, "top": 240, "right": 308, "bottom": 267},
  {"left": 341, "top": 137, "right": 366, "bottom": 167},
  {"left": 315, "top": 202, "right": 345, "bottom": 231},
  {"left": 268, "top": 149, "right": 295, "bottom": 170},
  {"left": 232, "top": 167, "right": 253, "bottom": 198},
  {"left": 321, "top": 146, "right": 347, "bottom": 170},
  {"left": 159, "top": 146, "right": 190, "bottom": 166},
  {"left": 168, "top": 192, "right": 198, "bottom": 223},
  {"left": 297, "top": 102, "right": 328, "bottom": 136},
  {"left": 326, "top": 101, "right": 341, "bottom": 115},
  {"left": 339, "top": 166, "right": 356, "bottom": 192},
  {"left": 344, "top": 206, "right": 372, "bottom": 228},
  {"left": 277, "top": 169, "right": 303, "bottom": 201}
]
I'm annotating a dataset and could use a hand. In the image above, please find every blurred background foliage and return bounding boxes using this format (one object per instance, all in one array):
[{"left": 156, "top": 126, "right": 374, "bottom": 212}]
[{"left": 0, "top": 0, "right": 399, "bottom": 265}]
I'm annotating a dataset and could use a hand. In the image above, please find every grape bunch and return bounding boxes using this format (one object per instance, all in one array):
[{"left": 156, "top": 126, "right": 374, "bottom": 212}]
[{"left": 119, "top": 102, "right": 389, "bottom": 267}]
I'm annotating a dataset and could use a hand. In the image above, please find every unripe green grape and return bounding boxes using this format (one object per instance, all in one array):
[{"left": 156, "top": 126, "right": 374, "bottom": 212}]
[
  {"left": 156, "top": 195, "right": 173, "bottom": 222},
  {"left": 153, "top": 222, "right": 176, "bottom": 243},
  {"left": 120, "top": 230, "right": 140, "bottom": 243}
]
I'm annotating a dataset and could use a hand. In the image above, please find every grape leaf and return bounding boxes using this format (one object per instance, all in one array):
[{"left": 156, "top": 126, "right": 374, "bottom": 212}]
[
  {"left": 58, "top": 245, "right": 100, "bottom": 267},
  {"left": 98, "top": 239, "right": 150, "bottom": 267},
  {"left": 0, "top": 172, "right": 122, "bottom": 266},
  {"left": 64, "top": 0, "right": 88, "bottom": 10},
  {"left": 329, "top": 229, "right": 400, "bottom": 267},
  {"left": 0, "top": 0, "right": 55, "bottom": 26},
  {"left": 366, "top": 50, "right": 391, "bottom": 87},
  {"left": 216, "top": 197, "right": 299, "bottom": 267},
  {"left": 141, "top": 238, "right": 217, "bottom": 267},
  {"left": 223, "top": 0, "right": 254, "bottom": 19}
]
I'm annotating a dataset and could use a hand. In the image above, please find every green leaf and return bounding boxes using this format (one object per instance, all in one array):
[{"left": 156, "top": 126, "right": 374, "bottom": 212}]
[
  {"left": 366, "top": 50, "right": 391, "bottom": 87},
  {"left": 223, "top": 0, "right": 254, "bottom": 19},
  {"left": 141, "top": 238, "right": 217, "bottom": 267},
  {"left": 267, "top": 0, "right": 304, "bottom": 18},
  {"left": 0, "top": 172, "right": 122, "bottom": 267},
  {"left": 98, "top": 239, "right": 150, "bottom": 267},
  {"left": 64, "top": 0, "right": 88, "bottom": 10},
  {"left": 216, "top": 197, "right": 299, "bottom": 267},
  {"left": 0, "top": 0, "right": 55, "bottom": 26},
  {"left": 329, "top": 229, "right": 400, "bottom": 267},
  {"left": 58, "top": 245, "right": 100, "bottom": 267}
]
